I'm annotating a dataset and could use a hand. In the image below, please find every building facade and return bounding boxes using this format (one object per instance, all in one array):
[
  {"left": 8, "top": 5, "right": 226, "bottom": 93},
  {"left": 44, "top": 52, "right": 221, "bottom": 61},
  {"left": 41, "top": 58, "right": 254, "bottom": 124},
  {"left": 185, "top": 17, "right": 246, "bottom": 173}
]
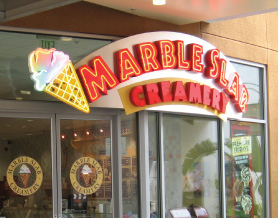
[{"left": 0, "top": 2, "right": 276, "bottom": 218}]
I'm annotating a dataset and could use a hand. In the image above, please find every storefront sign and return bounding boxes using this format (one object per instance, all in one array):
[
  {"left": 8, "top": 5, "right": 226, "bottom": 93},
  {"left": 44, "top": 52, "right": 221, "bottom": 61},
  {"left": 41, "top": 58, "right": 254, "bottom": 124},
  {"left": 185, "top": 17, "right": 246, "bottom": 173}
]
[
  {"left": 70, "top": 157, "right": 103, "bottom": 195},
  {"left": 6, "top": 156, "right": 43, "bottom": 196},
  {"left": 28, "top": 48, "right": 90, "bottom": 113},
  {"left": 29, "top": 32, "right": 249, "bottom": 119}
]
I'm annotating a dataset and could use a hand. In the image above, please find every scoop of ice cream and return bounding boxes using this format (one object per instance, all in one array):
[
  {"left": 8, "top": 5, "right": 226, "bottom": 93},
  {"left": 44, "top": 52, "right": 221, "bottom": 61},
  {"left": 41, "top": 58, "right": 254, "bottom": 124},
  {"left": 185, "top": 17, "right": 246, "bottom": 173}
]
[
  {"left": 19, "top": 164, "right": 31, "bottom": 174},
  {"left": 81, "top": 164, "right": 92, "bottom": 174},
  {"left": 28, "top": 48, "right": 70, "bottom": 91}
]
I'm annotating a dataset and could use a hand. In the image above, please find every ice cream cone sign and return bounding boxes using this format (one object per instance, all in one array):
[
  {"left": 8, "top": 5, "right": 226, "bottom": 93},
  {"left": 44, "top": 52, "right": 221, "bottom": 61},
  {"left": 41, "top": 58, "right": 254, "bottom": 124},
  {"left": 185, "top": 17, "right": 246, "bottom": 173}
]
[
  {"left": 19, "top": 164, "right": 31, "bottom": 188},
  {"left": 28, "top": 48, "right": 90, "bottom": 113},
  {"left": 81, "top": 164, "right": 92, "bottom": 187}
]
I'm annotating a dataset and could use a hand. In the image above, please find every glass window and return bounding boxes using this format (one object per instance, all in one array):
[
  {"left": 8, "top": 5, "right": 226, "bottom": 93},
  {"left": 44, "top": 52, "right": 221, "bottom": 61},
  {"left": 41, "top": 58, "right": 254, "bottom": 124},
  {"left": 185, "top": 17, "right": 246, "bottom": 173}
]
[
  {"left": 163, "top": 114, "right": 219, "bottom": 218},
  {"left": 224, "top": 121, "right": 264, "bottom": 218},
  {"left": 0, "top": 31, "right": 112, "bottom": 101},
  {"left": 121, "top": 113, "right": 139, "bottom": 218},
  {"left": 0, "top": 117, "right": 52, "bottom": 217},
  {"left": 231, "top": 62, "right": 264, "bottom": 119}
]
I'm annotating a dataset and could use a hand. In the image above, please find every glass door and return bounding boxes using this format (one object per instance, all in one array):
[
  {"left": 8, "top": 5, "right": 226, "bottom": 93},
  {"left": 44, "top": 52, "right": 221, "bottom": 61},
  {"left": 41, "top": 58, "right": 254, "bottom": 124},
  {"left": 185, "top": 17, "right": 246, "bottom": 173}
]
[
  {"left": 0, "top": 114, "right": 56, "bottom": 218},
  {"left": 57, "top": 115, "right": 113, "bottom": 218}
]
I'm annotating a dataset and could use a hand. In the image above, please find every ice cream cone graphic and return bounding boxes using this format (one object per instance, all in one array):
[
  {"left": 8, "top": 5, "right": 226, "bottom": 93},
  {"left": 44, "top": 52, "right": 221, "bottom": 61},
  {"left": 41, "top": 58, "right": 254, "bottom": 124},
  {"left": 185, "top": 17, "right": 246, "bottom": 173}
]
[
  {"left": 19, "top": 164, "right": 31, "bottom": 188},
  {"left": 81, "top": 165, "right": 92, "bottom": 187},
  {"left": 28, "top": 48, "right": 90, "bottom": 113}
]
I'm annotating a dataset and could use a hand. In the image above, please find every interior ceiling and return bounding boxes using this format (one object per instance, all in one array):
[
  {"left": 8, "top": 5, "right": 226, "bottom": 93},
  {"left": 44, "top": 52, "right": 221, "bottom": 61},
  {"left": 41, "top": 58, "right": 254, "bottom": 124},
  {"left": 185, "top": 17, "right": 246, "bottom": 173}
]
[{"left": 0, "top": 0, "right": 278, "bottom": 24}]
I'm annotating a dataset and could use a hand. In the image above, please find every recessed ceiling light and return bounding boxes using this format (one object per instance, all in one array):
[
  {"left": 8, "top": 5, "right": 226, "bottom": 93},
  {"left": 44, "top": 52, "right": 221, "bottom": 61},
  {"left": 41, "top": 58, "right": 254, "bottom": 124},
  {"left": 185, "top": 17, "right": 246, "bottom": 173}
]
[
  {"left": 27, "top": 120, "right": 33, "bottom": 122},
  {"left": 153, "top": 0, "right": 166, "bottom": 5},
  {"left": 20, "top": 90, "right": 31, "bottom": 95},
  {"left": 60, "top": 36, "right": 72, "bottom": 41}
]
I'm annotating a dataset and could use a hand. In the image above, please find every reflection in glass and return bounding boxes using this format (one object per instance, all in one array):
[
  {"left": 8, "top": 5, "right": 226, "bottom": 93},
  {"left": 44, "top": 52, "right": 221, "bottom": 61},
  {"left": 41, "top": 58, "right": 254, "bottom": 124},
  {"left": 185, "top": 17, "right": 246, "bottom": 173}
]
[
  {"left": 60, "top": 119, "right": 112, "bottom": 218},
  {"left": 232, "top": 62, "right": 264, "bottom": 119},
  {"left": 121, "top": 112, "right": 139, "bottom": 218},
  {"left": 163, "top": 114, "right": 219, "bottom": 218},
  {"left": 0, "top": 30, "right": 111, "bottom": 101},
  {"left": 148, "top": 113, "right": 159, "bottom": 218},
  {"left": 0, "top": 117, "right": 52, "bottom": 217},
  {"left": 224, "top": 121, "right": 264, "bottom": 218}
]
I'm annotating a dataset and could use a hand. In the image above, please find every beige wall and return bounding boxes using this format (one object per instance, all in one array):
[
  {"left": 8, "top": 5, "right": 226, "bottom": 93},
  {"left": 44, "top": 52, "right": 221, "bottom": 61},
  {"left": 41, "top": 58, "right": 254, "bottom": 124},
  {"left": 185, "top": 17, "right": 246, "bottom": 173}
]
[{"left": 1, "top": 2, "right": 277, "bottom": 217}]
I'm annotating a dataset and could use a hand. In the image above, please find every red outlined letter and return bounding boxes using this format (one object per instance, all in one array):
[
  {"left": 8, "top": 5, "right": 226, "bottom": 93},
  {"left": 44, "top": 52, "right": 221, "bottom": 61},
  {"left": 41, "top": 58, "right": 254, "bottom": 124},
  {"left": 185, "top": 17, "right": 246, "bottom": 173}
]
[
  {"left": 117, "top": 48, "right": 143, "bottom": 82},
  {"left": 187, "top": 43, "right": 204, "bottom": 73},
  {"left": 156, "top": 40, "right": 177, "bottom": 69},
  {"left": 226, "top": 72, "right": 240, "bottom": 103},
  {"left": 78, "top": 56, "right": 119, "bottom": 102},
  {"left": 205, "top": 49, "right": 220, "bottom": 79},
  {"left": 235, "top": 85, "right": 249, "bottom": 113},
  {"left": 129, "top": 85, "right": 146, "bottom": 107},
  {"left": 175, "top": 40, "right": 191, "bottom": 70},
  {"left": 136, "top": 42, "right": 162, "bottom": 73},
  {"left": 215, "top": 59, "right": 228, "bottom": 88}
]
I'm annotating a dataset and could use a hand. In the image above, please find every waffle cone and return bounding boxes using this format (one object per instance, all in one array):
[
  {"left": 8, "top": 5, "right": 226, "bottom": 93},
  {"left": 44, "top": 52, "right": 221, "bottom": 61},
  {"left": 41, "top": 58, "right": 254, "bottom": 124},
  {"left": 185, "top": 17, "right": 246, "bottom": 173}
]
[
  {"left": 44, "top": 62, "right": 90, "bottom": 113},
  {"left": 20, "top": 173, "right": 30, "bottom": 188},
  {"left": 82, "top": 174, "right": 91, "bottom": 187}
]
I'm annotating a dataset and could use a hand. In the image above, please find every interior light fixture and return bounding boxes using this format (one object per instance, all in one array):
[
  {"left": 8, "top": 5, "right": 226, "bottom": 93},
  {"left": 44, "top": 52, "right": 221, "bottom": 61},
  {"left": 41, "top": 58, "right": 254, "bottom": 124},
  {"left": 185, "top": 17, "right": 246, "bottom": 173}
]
[
  {"left": 60, "top": 36, "right": 73, "bottom": 41},
  {"left": 153, "top": 0, "right": 166, "bottom": 5},
  {"left": 20, "top": 90, "right": 31, "bottom": 95}
]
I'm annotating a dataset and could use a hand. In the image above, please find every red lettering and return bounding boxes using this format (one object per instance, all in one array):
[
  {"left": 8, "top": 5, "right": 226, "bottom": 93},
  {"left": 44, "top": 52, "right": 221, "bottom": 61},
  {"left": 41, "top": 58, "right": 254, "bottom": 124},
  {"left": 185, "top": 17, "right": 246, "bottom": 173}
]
[
  {"left": 187, "top": 43, "right": 204, "bottom": 73},
  {"left": 205, "top": 49, "right": 220, "bottom": 79},
  {"left": 117, "top": 48, "right": 143, "bottom": 82},
  {"left": 156, "top": 40, "right": 177, "bottom": 69},
  {"left": 129, "top": 85, "right": 146, "bottom": 107},
  {"left": 78, "top": 56, "right": 119, "bottom": 102},
  {"left": 211, "top": 88, "right": 221, "bottom": 111},
  {"left": 175, "top": 41, "right": 191, "bottom": 70},
  {"left": 143, "top": 83, "right": 162, "bottom": 105},
  {"left": 220, "top": 92, "right": 230, "bottom": 113},
  {"left": 136, "top": 42, "right": 162, "bottom": 73},
  {"left": 186, "top": 82, "right": 202, "bottom": 103},
  {"left": 202, "top": 85, "right": 211, "bottom": 106},
  {"left": 172, "top": 81, "right": 188, "bottom": 101},
  {"left": 158, "top": 81, "right": 172, "bottom": 102}
]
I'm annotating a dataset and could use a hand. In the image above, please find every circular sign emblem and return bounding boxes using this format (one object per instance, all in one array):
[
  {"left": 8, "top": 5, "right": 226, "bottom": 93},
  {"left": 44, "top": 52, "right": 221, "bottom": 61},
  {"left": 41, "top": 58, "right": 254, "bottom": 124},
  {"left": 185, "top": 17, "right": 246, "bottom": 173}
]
[
  {"left": 70, "top": 157, "right": 103, "bottom": 195},
  {"left": 7, "top": 156, "right": 43, "bottom": 196}
]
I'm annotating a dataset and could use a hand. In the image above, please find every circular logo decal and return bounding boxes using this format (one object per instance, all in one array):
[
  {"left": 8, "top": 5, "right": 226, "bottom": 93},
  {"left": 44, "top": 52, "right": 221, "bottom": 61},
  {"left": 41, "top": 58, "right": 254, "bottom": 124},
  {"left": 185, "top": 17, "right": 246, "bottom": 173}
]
[
  {"left": 7, "top": 156, "right": 43, "bottom": 196},
  {"left": 70, "top": 157, "right": 103, "bottom": 195}
]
